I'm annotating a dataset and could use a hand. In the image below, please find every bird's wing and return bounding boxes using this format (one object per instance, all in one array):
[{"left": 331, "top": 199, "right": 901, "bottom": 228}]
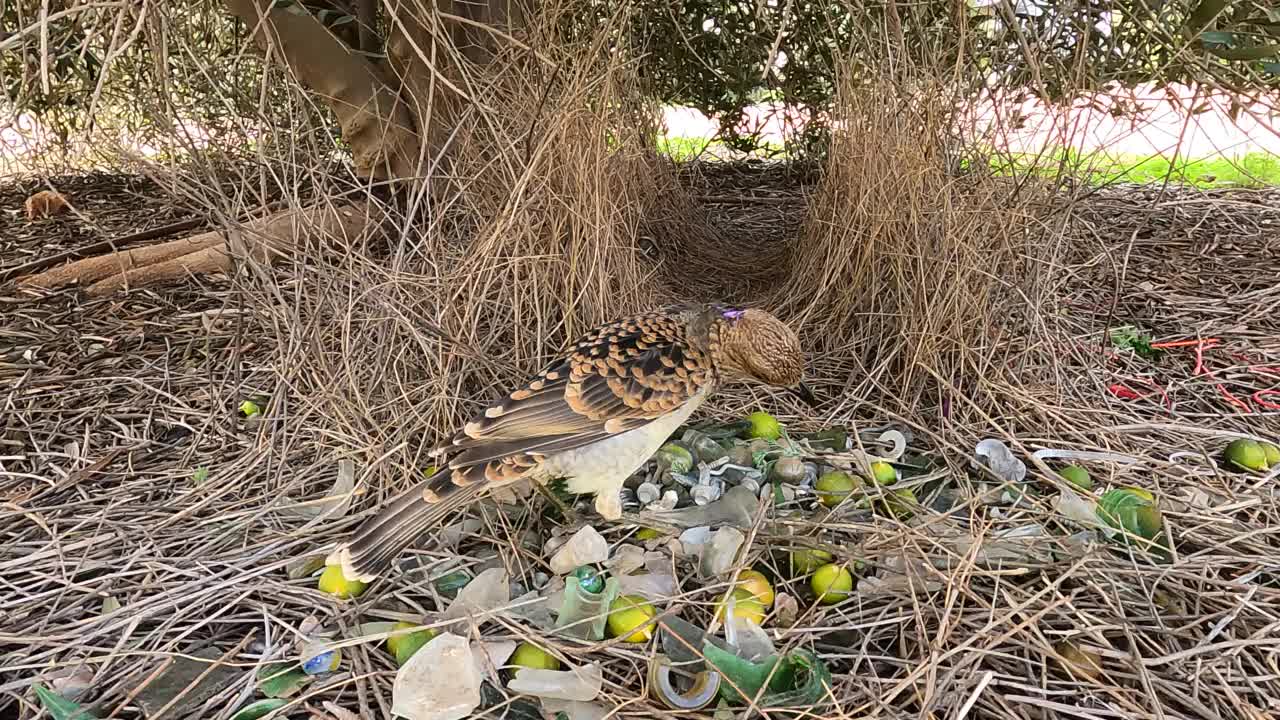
[{"left": 436, "top": 307, "right": 716, "bottom": 487}]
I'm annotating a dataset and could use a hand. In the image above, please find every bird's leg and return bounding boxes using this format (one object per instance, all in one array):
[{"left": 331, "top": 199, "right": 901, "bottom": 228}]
[{"left": 533, "top": 479, "right": 579, "bottom": 523}]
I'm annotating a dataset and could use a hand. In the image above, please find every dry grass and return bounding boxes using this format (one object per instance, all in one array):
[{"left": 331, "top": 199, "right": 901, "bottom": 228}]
[{"left": 3, "top": 6, "right": 1280, "bottom": 720}]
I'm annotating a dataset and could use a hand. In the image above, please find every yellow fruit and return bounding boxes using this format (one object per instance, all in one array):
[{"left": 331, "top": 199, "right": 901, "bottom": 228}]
[
  {"left": 790, "top": 547, "right": 834, "bottom": 574},
  {"left": 735, "top": 570, "right": 775, "bottom": 608},
  {"left": 745, "top": 411, "right": 782, "bottom": 440},
  {"left": 317, "top": 565, "right": 367, "bottom": 599},
  {"left": 635, "top": 527, "right": 663, "bottom": 541},
  {"left": 715, "top": 588, "right": 766, "bottom": 626},
  {"left": 607, "top": 595, "right": 657, "bottom": 643},
  {"left": 1224, "top": 438, "right": 1268, "bottom": 471},
  {"left": 1059, "top": 465, "right": 1092, "bottom": 490},
  {"left": 387, "top": 622, "right": 436, "bottom": 665},
  {"left": 510, "top": 642, "right": 561, "bottom": 670},
  {"left": 869, "top": 461, "right": 897, "bottom": 485},
  {"left": 814, "top": 471, "right": 858, "bottom": 508},
  {"left": 810, "top": 563, "right": 853, "bottom": 604}
]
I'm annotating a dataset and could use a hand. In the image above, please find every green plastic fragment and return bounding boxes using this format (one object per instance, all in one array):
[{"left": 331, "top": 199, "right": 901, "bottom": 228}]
[
  {"left": 230, "top": 698, "right": 288, "bottom": 720},
  {"left": 33, "top": 685, "right": 97, "bottom": 720},
  {"left": 256, "top": 662, "right": 310, "bottom": 698},
  {"left": 701, "top": 642, "right": 833, "bottom": 708}
]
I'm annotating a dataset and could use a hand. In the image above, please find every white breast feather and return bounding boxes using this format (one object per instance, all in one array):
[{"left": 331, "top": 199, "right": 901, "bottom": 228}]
[{"left": 542, "top": 391, "right": 708, "bottom": 497}]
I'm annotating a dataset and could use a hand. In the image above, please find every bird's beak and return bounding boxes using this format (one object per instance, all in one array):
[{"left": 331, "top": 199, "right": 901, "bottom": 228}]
[{"left": 786, "top": 381, "right": 818, "bottom": 408}]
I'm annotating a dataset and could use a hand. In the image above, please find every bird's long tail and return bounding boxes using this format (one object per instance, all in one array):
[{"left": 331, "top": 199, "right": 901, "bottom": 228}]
[{"left": 326, "top": 469, "right": 485, "bottom": 583}]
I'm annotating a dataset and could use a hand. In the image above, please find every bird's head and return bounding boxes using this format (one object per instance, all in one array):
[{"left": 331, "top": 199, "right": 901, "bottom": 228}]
[{"left": 716, "top": 307, "right": 816, "bottom": 406}]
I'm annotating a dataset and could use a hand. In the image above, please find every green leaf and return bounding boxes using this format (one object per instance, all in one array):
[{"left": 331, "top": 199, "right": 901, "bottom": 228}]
[
  {"left": 1199, "top": 30, "right": 1236, "bottom": 46},
  {"left": 192, "top": 467, "right": 209, "bottom": 483},
  {"left": 1206, "top": 42, "right": 1280, "bottom": 60},
  {"left": 230, "top": 698, "right": 288, "bottom": 720},
  {"left": 33, "top": 686, "right": 97, "bottom": 720}
]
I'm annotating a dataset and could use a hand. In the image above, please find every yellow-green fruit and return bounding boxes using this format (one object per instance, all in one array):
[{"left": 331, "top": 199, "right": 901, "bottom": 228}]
[
  {"left": 607, "top": 595, "right": 657, "bottom": 643},
  {"left": 635, "top": 527, "right": 663, "bottom": 541},
  {"left": 510, "top": 642, "right": 561, "bottom": 670},
  {"left": 790, "top": 548, "right": 834, "bottom": 574},
  {"left": 811, "top": 563, "right": 853, "bottom": 605},
  {"left": 735, "top": 570, "right": 775, "bottom": 608},
  {"left": 869, "top": 461, "right": 897, "bottom": 486},
  {"left": 882, "top": 488, "right": 917, "bottom": 519},
  {"left": 1055, "top": 641, "right": 1103, "bottom": 681},
  {"left": 1261, "top": 442, "right": 1280, "bottom": 468},
  {"left": 716, "top": 588, "right": 767, "bottom": 626},
  {"left": 745, "top": 411, "right": 782, "bottom": 441},
  {"left": 1059, "top": 465, "right": 1093, "bottom": 491},
  {"left": 815, "top": 471, "right": 858, "bottom": 508},
  {"left": 1097, "top": 487, "right": 1162, "bottom": 541},
  {"left": 1224, "top": 438, "right": 1268, "bottom": 471},
  {"left": 317, "top": 565, "right": 367, "bottom": 599},
  {"left": 387, "top": 622, "right": 436, "bottom": 665}
]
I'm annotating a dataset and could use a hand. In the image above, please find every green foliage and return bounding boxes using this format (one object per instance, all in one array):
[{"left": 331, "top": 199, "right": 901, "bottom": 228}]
[{"left": 5, "top": 0, "right": 1280, "bottom": 163}]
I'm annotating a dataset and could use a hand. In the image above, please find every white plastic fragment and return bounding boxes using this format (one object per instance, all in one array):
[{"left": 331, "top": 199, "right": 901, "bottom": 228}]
[
  {"left": 606, "top": 543, "right": 647, "bottom": 575},
  {"left": 442, "top": 567, "right": 510, "bottom": 625},
  {"left": 507, "top": 662, "right": 604, "bottom": 701},
  {"left": 617, "top": 572, "right": 678, "bottom": 601},
  {"left": 1031, "top": 448, "right": 1141, "bottom": 464},
  {"left": 550, "top": 526, "right": 609, "bottom": 575},
  {"left": 541, "top": 699, "right": 612, "bottom": 720},
  {"left": 973, "top": 439, "right": 1026, "bottom": 483},
  {"left": 699, "top": 527, "right": 745, "bottom": 577},
  {"left": 392, "top": 633, "right": 482, "bottom": 720}
]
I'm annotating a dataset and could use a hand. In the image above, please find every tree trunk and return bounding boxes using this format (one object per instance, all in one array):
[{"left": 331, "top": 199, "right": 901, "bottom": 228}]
[{"left": 16, "top": 0, "right": 517, "bottom": 295}]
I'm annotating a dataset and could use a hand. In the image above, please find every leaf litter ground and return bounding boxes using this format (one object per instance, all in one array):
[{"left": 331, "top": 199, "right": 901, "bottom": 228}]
[{"left": 2, "top": 168, "right": 1279, "bottom": 719}]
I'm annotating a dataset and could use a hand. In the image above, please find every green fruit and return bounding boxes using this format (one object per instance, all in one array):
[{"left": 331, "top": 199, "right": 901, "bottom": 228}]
[
  {"left": 1059, "top": 465, "right": 1093, "bottom": 490},
  {"left": 881, "top": 488, "right": 917, "bottom": 519},
  {"left": 607, "top": 595, "right": 657, "bottom": 643},
  {"left": 1224, "top": 438, "right": 1268, "bottom": 471},
  {"left": 869, "top": 461, "right": 897, "bottom": 485},
  {"left": 1263, "top": 442, "right": 1280, "bottom": 468},
  {"left": 1097, "top": 487, "right": 1163, "bottom": 541},
  {"left": 790, "top": 547, "right": 834, "bottom": 574},
  {"left": 387, "top": 622, "right": 436, "bottom": 665},
  {"left": 317, "top": 565, "right": 367, "bottom": 599},
  {"left": 657, "top": 443, "right": 694, "bottom": 474},
  {"left": 815, "top": 471, "right": 859, "bottom": 508},
  {"left": 510, "top": 642, "right": 560, "bottom": 670},
  {"left": 810, "top": 563, "right": 853, "bottom": 604},
  {"left": 745, "top": 411, "right": 782, "bottom": 440}
]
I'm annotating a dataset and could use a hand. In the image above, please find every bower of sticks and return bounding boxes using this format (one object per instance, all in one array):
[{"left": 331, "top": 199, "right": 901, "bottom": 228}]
[{"left": 4, "top": 10, "right": 1280, "bottom": 720}]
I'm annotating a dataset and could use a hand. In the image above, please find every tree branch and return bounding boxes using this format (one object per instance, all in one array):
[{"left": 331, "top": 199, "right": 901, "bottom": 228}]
[{"left": 223, "top": 0, "right": 421, "bottom": 181}]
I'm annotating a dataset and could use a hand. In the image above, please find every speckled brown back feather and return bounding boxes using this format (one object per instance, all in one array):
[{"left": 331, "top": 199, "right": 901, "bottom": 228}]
[{"left": 428, "top": 304, "right": 724, "bottom": 490}]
